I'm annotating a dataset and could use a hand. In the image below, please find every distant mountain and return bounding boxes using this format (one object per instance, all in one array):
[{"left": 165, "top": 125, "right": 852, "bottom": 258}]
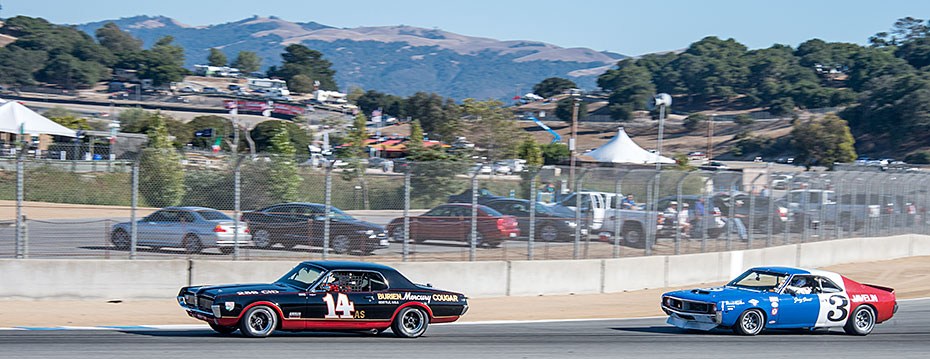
[{"left": 74, "top": 16, "right": 625, "bottom": 100}]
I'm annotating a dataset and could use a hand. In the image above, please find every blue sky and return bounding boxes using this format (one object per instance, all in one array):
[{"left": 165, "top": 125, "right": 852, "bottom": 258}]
[{"left": 2, "top": 0, "right": 929, "bottom": 56}]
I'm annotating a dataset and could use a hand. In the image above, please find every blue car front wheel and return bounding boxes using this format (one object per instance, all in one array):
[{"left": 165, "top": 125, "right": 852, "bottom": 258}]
[{"left": 733, "top": 309, "right": 765, "bottom": 336}]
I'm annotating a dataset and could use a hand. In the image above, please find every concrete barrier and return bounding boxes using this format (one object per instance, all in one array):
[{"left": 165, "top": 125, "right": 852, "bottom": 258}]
[
  {"left": 0, "top": 259, "right": 187, "bottom": 300},
  {"left": 602, "top": 256, "right": 666, "bottom": 292},
  {"left": 388, "top": 261, "right": 508, "bottom": 298},
  {"left": 190, "top": 260, "right": 297, "bottom": 286},
  {"left": 2, "top": 235, "right": 927, "bottom": 300},
  {"left": 508, "top": 259, "right": 601, "bottom": 296}
]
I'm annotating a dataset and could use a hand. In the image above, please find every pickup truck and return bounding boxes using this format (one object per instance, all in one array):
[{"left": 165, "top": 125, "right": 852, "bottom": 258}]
[
  {"left": 557, "top": 191, "right": 658, "bottom": 249},
  {"left": 786, "top": 190, "right": 909, "bottom": 230}
]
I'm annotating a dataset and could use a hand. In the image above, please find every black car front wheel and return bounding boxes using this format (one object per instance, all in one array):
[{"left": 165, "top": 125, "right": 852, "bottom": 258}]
[
  {"left": 239, "top": 305, "right": 278, "bottom": 338},
  {"left": 332, "top": 235, "right": 353, "bottom": 254},
  {"left": 392, "top": 307, "right": 429, "bottom": 338},
  {"left": 251, "top": 229, "right": 273, "bottom": 249}
]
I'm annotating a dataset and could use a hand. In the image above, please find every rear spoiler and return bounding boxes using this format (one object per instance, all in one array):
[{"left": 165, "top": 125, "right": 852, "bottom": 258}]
[{"left": 864, "top": 283, "right": 895, "bottom": 294}]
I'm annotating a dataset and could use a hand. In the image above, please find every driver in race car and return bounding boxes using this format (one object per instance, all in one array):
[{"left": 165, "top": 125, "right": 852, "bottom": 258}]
[{"left": 785, "top": 276, "right": 813, "bottom": 295}]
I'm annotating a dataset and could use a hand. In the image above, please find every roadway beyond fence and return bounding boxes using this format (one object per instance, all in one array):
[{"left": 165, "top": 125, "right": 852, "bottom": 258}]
[{"left": 1, "top": 234, "right": 927, "bottom": 301}]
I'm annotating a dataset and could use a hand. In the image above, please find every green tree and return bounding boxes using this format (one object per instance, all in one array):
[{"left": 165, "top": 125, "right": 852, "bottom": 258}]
[
  {"left": 119, "top": 109, "right": 192, "bottom": 148},
  {"left": 462, "top": 98, "right": 521, "bottom": 160},
  {"left": 230, "top": 50, "right": 261, "bottom": 72},
  {"left": 406, "top": 146, "right": 470, "bottom": 207},
  {"left": 555, "top": 97, "right": 588, "bottom": 123},
  {"left": 267, "top": 44, "right": 338, "bottom": 91},
  {"left": 905, "top": 151, "right": 930, "bottom": 164},
  {"left": 94, "top": 22, "right": 141, "bottom": 54},
  {"left": 138, "top": 116, "right": 185, "bottom": 207},
  {"left": 207, "top": 48, "right": 227, "bottom": 67},
  {"left": 598, "top": 59, "right": 655, "bottom": 121},
  {"left": 684, "top": 113, "right": 708, "bottom": 132},
  {"left": 407, "top": 119, "right": 424, "bottom": 153},
  {"left": 288, "top": 74, "right": 314, "bottom": 93},
  {"left": 249, "top": 120, "right": 310, "bottom": 153},
  {"left": 790, "top": 115, "right": 856, "bottom": 169},
  {"left": 0, "top": 45, "right": 47, "bottom": 85},
  {"left": 43, "top": 107, "right": 93, "bottom": 130},
  {"left": 516, "top": 137, "right": 543, "bottom": 198},
  {"left": 266, "top": 124, "right": 302, "bottom": 202},
  {"left": 540, "top": 143, "right": 570, "bottom": 165},
  {"left": 532, "top": 77, "right": 577, "bottom": 98},
  {"left": 404, "top": 92, "right": 460, "bottom": 141}
]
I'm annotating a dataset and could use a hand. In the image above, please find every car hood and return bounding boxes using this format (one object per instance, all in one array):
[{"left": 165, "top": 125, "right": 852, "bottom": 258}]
[
  {"left": 188, "top": 283, "right": 293, "bottom": 298},
  {"left": 663, "top": 286, "right": 762, "bottom": 303}
]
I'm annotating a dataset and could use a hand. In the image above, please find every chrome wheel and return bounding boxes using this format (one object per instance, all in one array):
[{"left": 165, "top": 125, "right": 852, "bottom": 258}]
[
  {"left": 392, "top": 307, "right": 429, "bottom": 338},
  {"left": 332, "top": 235, "right": 351, "bottom": 254},
  {"left": 252, "top": 229, "right": 272, "bottom": 249},
  {"left": 845, "top": 305, "right": 875, "bottom": 335},
  {"left": 240, "top": 306, "right": 277, "bottom": 337},
  {"left": 733, "top": 309, "right": 764, "bottom": 336}
]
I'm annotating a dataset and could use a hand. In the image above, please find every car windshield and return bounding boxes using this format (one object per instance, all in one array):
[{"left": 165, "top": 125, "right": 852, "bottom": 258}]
[
  {"left": 481, "top": 206, "right": 504, "bottom": 217},
  {"left": 196, "top": 210, "right": 232, "bottom": 221},
  {"left": 326, "top": 207, "right": 354, "bottom": 221},
  {"left": 276, "top": 264, "right": 326, "bottom": 289},
  {"left": 727, "top": 269, "right": 788, "bottom": 291}
]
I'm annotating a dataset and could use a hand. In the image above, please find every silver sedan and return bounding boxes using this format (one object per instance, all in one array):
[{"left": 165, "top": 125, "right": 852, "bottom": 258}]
[{"left": 110, "top": 207, "right": 252, "bottom": 254}]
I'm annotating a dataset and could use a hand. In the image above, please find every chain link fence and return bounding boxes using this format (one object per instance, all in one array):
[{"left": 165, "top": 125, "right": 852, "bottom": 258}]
[{"left": 0, "top": 152, "right": 925, "bottom": 261}]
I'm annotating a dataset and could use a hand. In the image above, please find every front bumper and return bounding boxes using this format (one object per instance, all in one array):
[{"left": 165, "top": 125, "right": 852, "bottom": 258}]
[{"left": 662, "top": 303, "right": 720, "bottom": 331}]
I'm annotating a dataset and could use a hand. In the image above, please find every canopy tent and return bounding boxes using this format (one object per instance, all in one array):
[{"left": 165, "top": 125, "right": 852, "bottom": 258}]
[
  {"left": 583, "top": 128, "right": 675, "bottom": 164},
  {"left": 0, "top": 101, "right": 77, "bottom": 137}
]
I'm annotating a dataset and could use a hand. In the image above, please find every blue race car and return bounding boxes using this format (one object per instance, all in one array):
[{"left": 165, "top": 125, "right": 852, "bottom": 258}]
[{"left": 661, "top": 266, "right": 897, "bottom": 336}]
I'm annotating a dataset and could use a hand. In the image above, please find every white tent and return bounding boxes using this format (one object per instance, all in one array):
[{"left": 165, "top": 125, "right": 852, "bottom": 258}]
[
  {"left": 0, "top": 101, "right": 77, "bottom": 137},
  {"left": 583, "top": 128, "right": 675, "bottom": 164}
]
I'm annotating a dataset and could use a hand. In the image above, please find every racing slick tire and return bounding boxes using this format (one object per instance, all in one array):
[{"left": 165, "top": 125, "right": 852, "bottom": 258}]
[
  {"left": 732, "top": 309, "right": 765, "bottom": 336},
  {"left": 239, "top": 305, "right": 278, "bottom": 338},
  {"left": 844, "top": 305, "right": 876, "bottom": 336},
  {"left": 110, "top": 229, "right": 130, "bottom": 250},
  {"left": 392, "top": 306, "right": 429, "bottom": 338},
  {"left": 209, "top": 323, "right": 237, "bottom": 335},
  {"left": 183, "top": 234, "right": 203, "bottom": 254}
]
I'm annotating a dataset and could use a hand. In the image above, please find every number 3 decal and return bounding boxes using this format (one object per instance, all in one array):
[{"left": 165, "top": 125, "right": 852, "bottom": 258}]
[
  {"left": 322, "top": 293, "right": 355, "bottom": 319},
  {"left": 827, "top": 295, "right": 848, "bottom": 322}
]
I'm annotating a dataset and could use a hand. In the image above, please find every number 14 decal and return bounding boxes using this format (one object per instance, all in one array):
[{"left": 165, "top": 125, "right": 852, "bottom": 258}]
[{"left": 322, "top": 293, "right": 355, "bottom": 319}]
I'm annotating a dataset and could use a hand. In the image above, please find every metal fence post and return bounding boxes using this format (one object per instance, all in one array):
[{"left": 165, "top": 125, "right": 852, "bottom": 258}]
[
  {"left": 323, "top": 165, "right": 332, "bottom": 260},
  {"left": 403, "top": 167, "right": 411, "bottom": 262},
  {"left": 233, "top": 159, "right": 242, "bottom": 261},
  {"left": 674, "top": 171, "right": 689, "bottom": 255},
  {"left": 470, "top": 167, "right": 480, "bottom": 262},
  {"left": 748, "top": 173, "right": 765, "bottom": 249},
  {"left": 784, "top": 175, "right": 793, "bottom": 245},
  {"left": 573, "top": 170, "right": 588, "bottom": 259},
  {"left": 834, "top": 173, "right": 845, "bottom": 240},
  {"left": 613, "top": 172, "right": 629, "bottom": 258},
  {"left": 15, "top": 150, "right": 24, "bottom": 259},
  {"left": 130, "top": 161, "right": 139, "bottom": 259},
  {"left": 701, "top": 173, "right": 714, "bottom": 253},
  {"left": 645, "top": 173, "right": 656, "bottom": 256},
  {"left": 527, "top": 168, "right": 538, "bottom": 261}
]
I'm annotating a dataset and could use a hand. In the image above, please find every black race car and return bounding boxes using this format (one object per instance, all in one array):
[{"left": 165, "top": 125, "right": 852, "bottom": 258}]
[{"left": 178, "top": 261, "right": 468, "bottom": 338}]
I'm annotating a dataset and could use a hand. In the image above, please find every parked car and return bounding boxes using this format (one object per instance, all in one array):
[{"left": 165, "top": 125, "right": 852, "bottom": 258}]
[
  {"left": 484, "top": 199, "right": 582, "bottom": 241},
  {"left": 241, "top": 203, "right": 389, "bottom": 255},
  {"left": 201, "top": 87, "right": 221, "bottom": 94},
  {"left": 447, "top": 188, "right": 508, "bottom": 204},
  {"left": 386, "top": 203, "right": 518, "bottom": 247},
  {"left": 110, "top": 207, "right": 251, "bottom": 254},
  {"left": 227, "top": 84, "right": 242, "bottom": 91},
  {"left": 178, "top": 261, "right": 467, "bottom": 337},
  {"left": 662, "top": 266, "right": 897, "bottom": 336},
  {"left": 713, "top": 194, "right": 788, "bottom": 234},
  {"left": 179, "top": 86, "right": 199, "bottom": 93}
]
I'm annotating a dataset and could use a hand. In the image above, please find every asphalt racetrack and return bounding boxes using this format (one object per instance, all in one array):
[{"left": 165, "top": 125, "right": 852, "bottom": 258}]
[{"left": 2, "top": 299, "right": 928, "bottom": 358}]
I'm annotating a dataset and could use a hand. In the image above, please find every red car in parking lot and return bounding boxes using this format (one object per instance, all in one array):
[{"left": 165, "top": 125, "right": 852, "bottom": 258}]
[{"left": 386, "top": 204, "right": 518, "bottom": 247}]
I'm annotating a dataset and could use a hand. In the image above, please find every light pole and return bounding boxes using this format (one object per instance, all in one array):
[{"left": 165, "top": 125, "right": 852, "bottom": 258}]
[
  {"left": 568, "top": 88, "right": 582, "bottom": 190},
  {"left": 647, "top": 93, "right": 672, "bottom": 251},
  {"left": 707, "top": 114, "right": 716, "bottom": 160},
  {"left": 107, "top": 120, "right": 120, "bottom": 172}
]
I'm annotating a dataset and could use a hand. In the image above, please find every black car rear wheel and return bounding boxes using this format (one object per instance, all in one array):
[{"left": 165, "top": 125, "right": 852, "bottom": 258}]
[
  {"left": 622, "top": 223, "right": 645, "bottom": 249},
  {"left": 392, "top": 307, "right": 429, "bottom": 338},
  {"left": 239, "top": 305, "right": 278, "bottom": 338},
  {"left": 110, "top": 229, "right": 129, "bottom": 250}
]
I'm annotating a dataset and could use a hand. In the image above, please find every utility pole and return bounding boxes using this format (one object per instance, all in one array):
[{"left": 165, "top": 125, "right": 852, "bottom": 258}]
[{"left": 708, "top": 114, "right": 716, "bottom": 160}]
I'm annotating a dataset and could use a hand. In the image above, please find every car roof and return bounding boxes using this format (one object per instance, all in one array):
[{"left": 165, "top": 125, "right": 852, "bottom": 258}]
[
  {"left": 750, "top": 266, "right": 817, "bottom": 275},
  {"left": 301, "top": 260, "right": 396, "bottom": 271},
  {"left": 267, "top": 202, "right": 325, "bottom": 208},
  {"left": 161, "top": 206, "right": 220, "bottom": 211}
]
